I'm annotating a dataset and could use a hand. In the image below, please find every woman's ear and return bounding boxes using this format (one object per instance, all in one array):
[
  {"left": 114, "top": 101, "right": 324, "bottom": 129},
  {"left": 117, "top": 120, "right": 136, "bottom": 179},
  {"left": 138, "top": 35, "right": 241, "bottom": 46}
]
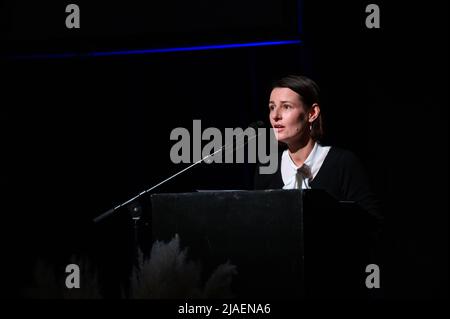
[{"left": 308, "top": 103, "right": 321, "bottom": 122}]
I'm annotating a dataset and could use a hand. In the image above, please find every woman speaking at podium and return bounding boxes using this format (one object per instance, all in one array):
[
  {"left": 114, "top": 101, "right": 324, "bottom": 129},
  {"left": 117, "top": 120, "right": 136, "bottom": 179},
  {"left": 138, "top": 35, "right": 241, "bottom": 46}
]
[{"left": 254, "top": 75, "right": 381, "bottom": 220}]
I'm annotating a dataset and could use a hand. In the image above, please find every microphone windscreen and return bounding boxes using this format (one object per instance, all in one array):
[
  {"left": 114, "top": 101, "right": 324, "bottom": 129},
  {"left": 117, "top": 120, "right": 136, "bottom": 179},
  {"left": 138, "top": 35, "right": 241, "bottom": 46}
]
[{"left": 249, "top": 120, "right": 265, "bottom": 130}]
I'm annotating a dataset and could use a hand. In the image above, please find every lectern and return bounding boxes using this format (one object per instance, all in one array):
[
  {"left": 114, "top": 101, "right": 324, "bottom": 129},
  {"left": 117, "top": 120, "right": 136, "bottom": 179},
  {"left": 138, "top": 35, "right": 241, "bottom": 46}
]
[{"left": 150, "top": 189, "right": 376, "bottom": 299}]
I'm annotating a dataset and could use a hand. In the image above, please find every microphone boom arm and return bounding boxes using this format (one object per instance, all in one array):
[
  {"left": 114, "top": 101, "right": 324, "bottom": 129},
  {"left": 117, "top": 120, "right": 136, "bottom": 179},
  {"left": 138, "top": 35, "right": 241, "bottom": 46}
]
[{"left": 93, "top": 123, "right": 263, "bottom": 223}]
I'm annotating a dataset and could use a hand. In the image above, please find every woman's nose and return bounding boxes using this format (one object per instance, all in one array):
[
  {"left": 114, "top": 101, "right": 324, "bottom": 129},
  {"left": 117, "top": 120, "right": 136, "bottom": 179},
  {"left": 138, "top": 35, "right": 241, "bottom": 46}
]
[{"left": 271, "top": 107, "right": 281, "bottom": 121}]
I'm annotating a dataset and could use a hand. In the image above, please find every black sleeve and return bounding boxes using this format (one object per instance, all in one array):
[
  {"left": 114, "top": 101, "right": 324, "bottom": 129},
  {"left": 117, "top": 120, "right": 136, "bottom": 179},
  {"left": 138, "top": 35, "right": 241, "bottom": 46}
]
[{"left": 339, "top": 150, "right": 384, "bottom": 222}]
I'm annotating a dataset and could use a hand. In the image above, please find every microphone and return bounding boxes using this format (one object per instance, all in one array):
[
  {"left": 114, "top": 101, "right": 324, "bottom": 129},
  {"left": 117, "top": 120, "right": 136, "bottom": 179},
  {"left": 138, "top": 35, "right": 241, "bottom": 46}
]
[
  {"left": 249, "top": 120, "right": 265, "bottom": 130},
  {"left": 93, "top": 120, "right": 265, "bottom": 223}
]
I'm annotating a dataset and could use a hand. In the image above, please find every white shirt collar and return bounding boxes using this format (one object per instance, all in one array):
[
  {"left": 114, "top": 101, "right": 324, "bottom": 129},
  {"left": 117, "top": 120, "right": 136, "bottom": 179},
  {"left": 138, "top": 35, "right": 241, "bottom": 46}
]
[{"left": 281, "top": 142, "right": 331, "bottom": 189}]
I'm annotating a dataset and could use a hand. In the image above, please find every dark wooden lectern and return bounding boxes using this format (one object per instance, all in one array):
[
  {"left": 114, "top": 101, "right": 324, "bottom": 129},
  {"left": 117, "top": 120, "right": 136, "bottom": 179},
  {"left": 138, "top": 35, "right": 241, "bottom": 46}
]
[{"left": 150, "top": 189, "right": 377, "bottom": 299}]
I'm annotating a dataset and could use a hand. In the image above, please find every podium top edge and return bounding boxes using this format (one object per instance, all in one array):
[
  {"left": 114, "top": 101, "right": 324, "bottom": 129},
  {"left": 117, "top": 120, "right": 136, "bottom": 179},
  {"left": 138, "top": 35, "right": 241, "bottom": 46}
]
[{"left": 150, "top": 189, "right": 303, "bottom": 198}]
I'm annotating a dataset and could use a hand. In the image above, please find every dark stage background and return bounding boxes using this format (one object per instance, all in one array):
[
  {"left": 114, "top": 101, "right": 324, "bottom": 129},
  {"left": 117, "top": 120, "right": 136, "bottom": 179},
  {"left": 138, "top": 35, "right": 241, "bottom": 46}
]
[{"left": 1, "top": 0, "right": 448, "bottom": 299}]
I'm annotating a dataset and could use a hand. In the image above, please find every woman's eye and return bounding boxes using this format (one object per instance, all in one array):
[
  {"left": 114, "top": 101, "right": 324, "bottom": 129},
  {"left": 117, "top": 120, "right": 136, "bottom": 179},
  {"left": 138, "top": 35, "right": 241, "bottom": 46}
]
[{"left": 283, "top": 104, "right": 291, "bottom": 109}]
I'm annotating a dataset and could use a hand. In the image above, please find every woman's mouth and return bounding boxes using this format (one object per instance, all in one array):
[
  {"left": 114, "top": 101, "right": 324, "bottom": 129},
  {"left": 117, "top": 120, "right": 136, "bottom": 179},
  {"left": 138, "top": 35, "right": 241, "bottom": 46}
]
[{"left": 273, "top": 124, "right": 285, "bottom": 131}]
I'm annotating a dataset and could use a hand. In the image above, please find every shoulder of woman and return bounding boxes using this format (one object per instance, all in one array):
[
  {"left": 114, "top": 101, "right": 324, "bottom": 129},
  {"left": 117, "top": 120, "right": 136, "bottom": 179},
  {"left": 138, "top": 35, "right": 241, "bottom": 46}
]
[{"left": 326, "top": 146, "right": 363, "bottom": 167}]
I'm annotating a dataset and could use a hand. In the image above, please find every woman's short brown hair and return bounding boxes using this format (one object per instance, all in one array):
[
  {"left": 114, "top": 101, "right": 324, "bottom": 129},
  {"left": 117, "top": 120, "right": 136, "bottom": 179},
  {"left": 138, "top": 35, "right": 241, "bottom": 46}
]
[{"left": 272, "top": 75, "right": 324, "bottom": 141}]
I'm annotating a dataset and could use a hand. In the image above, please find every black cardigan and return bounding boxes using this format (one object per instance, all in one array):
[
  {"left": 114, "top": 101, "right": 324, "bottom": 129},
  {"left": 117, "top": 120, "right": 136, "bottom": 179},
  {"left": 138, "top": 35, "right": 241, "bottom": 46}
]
[{"left": 254, "top": 146, "right": 382, "bottom": 220}]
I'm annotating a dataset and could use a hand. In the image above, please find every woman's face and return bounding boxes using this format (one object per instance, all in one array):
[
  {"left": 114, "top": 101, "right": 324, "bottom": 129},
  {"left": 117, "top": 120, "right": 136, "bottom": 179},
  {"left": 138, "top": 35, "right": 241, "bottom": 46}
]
[{"left": 269, "top": 87, "right": 309, "bottom": 145}]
